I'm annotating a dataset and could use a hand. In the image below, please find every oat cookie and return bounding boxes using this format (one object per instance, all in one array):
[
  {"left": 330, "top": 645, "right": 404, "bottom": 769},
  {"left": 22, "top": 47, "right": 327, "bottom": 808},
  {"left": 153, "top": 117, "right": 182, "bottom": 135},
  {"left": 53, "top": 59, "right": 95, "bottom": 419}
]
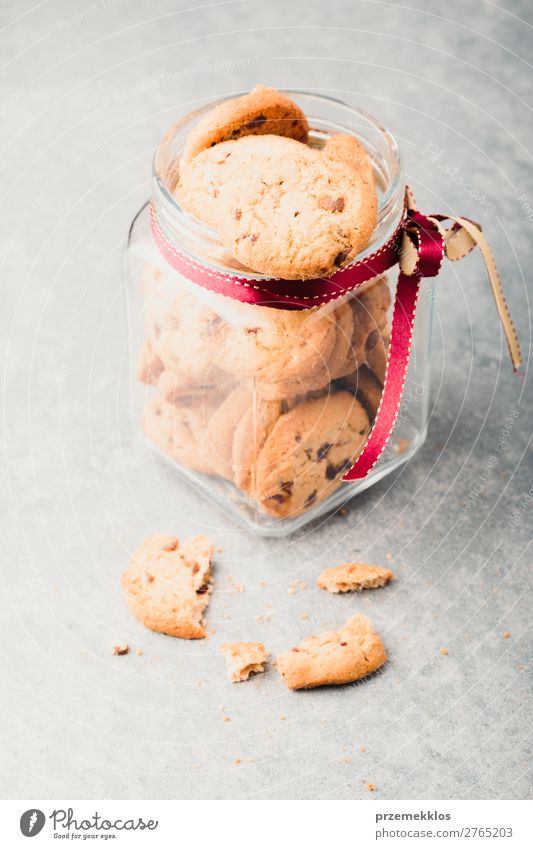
[
  {"left": 255, "top": 390, "right": 370, "bottom": 518},
  {"left": 275, "top": 614, "right": 387, "bottom": 689},
  {"left": 121, "top": 533, "right": 215, "bottom": 639},
  {"left": 180, "top": 86, "right": 309, "bottom": 168},
  {"left": 143, "top": 394, "right": 219, "bottom": 475},
  {"left": 317, "top": 562, "right": 394, "bottom": 593},
  {"left": 220, "top": 641, "right": 269, "bottom": 682}
]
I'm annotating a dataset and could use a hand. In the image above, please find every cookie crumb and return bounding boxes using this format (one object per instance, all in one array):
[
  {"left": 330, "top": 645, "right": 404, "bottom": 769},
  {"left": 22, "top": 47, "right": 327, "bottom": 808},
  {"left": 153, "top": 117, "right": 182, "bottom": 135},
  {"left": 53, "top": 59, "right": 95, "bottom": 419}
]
[
  {"left": 395, "top": 437, "right": 411, "bottom": 455},
  {"left": 220, "top": 642, "right": 269, "bottom": 682},
  {"left": 502, "top": 631, "right": 511, "bottom": 639},
  {"left": 366, "top": 783, "right": 376, "bottom": 792},
  {"left": 439, "top": 647, "right": 449, "bottom": 656},
  {"left": 317, "top": 562, "right": 394, "bottom": 593},
  {"left": 386, "top": 552, "right": 393, "bottom": 561},
  {"left": 259, "top": 580, "right": 267, "bottom": 588},
  {"left": 135, "top": 648, "right": 143, "bottom": 656},
  {"left": 113, "top": 643, "right": 129, "bottom": 656},
  {"left": 344, "top": 756, "right": 351, "bottom": 764},
  {"left": 339, "top": 507, "right": 348, "bottom": 517},
  {"left": 299, "top": 612, "right": 310, "bottom": 620},
  {"left": 360, "top": 745, "right": 366, "bottom": 753},
  {"left": 234, "top": 758, "right": 241, "bottom": 764},
  {"left": 279, "top": 714, "right": 287, "bottom": 721},
  {"left": 222, "top": 715, "right": 231, "bottom": 722}
]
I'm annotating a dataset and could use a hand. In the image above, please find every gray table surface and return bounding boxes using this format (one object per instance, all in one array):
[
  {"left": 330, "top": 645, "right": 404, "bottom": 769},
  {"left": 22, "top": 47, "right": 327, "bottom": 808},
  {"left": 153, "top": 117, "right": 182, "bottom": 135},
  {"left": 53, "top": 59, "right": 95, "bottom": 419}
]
[{"left": 1, "top": 0, "right": 531, "bottom": 801}]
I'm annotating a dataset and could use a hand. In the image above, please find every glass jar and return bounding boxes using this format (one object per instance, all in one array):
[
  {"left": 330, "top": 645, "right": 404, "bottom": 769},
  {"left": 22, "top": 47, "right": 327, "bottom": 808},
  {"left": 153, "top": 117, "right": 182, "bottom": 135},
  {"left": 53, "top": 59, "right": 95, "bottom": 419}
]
[{"left": 125, "top": 92, "right": 433, "bottom": 536}]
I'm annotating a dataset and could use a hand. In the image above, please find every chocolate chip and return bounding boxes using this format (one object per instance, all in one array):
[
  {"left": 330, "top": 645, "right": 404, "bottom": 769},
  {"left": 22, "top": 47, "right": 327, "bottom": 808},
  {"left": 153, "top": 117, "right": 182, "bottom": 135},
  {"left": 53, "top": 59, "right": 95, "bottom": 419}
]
[
  {"left": 280, "top": 400, "right": 290, "bottom": 414},
  {"left": 235, "top": 208, "right": 242, "bottom": 220},
  {"left": 304, "top": 490, "right": 317, "bottom": 507},
  {"left": 334, "top": 249, "right": 351, "bottom": 267},
  {"left": 206, "top": 316, "right": 224, "bottom": 332},
  {"left": 340, "top": 641, "right": 348, "bottom": 646},
  {"left": 268, "top": 493, "right": 287, "bottom": 504},
  {"left": 366, "top": 329, "right": 379, "bottom": 352},
  {"left": 245, "top": 114, "right": 267, "bottom": 129},
  {"left": 196, "top": 584, "right": 209, "bottom": 595},
  {"left": 280, "top": 480, "right": 293, "bottom": 495},
  {"left": 244, "top": 326, "right": 260, "bottom": 335},
  {"left": 319, "top": 195, "right": 345, "bottom": 212},
  {"left": 250, "top": 233, "right": 259, "bottom": 243},
  {"left": 326, "top": 458, "right": 351, "bottom": 480},
  {"left": 316, "top": 442, "right": 332, "bottom": 461},
  {"left": 304, "top": 448, "right": 313, "bottom": 460}
]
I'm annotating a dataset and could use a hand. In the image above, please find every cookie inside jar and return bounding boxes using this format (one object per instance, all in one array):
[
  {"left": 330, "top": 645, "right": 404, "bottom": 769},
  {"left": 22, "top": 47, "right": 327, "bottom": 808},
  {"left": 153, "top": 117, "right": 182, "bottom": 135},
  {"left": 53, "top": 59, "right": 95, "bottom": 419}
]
[
  {"left": 138, "top": 252, "right": 392, "bottom": 518},
  {"left": 127, "top": 87, "right": 428, "bottom": 532}
]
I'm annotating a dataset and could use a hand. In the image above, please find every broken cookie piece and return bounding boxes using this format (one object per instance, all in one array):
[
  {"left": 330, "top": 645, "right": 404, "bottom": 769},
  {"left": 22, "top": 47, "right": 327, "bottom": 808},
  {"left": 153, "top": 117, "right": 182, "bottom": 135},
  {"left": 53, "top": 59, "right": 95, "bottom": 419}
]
[
  {"left": 220, "top": 641, "right": 269, "bottom": 682},
  {"left": 317, "top": 562, "right": 394, "bottom": 593},
  {"left": 121, "top": 533, "right": 215, "bottom": 639},
  {"left": 275, "top": 614, "right": 387, "bottom": 690}
]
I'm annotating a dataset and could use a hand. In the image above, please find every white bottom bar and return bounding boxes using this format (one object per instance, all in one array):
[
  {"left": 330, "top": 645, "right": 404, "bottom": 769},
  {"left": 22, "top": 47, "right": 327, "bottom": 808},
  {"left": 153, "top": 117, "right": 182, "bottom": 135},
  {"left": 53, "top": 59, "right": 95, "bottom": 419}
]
[{"left": 1, "top": 799, "right": 531, "bottom": 848}]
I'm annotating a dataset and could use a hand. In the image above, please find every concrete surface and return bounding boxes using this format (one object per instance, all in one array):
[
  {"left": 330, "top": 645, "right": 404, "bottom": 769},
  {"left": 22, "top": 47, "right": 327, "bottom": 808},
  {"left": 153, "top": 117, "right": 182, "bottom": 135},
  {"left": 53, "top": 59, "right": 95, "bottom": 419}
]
[{"left": 0, "top": 0, "right": 531, "bottom": 800}]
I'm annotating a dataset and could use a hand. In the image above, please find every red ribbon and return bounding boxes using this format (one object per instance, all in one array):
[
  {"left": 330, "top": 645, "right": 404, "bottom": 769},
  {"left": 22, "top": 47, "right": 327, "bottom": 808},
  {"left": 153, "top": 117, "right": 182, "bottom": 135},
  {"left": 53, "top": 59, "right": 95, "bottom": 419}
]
[{"left": 150, "top": 189, "right": 520, "bottom": 483}]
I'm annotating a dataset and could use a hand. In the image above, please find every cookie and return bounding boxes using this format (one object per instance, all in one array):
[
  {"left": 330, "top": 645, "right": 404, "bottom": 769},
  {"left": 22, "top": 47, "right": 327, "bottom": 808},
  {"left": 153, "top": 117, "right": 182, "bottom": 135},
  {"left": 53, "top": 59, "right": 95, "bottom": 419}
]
[
  {"left": 220, "top": 641, "right": 269, "bottom": 682},
  {"left": 339, "top": 364, "right": 383, "bottom": 422},
  {"left": 351, "top": 276, "right": 391, "bottom": 344},
  {"left": 317, "top": 562, "right": 394, "bottom": 593},
  {"left": 142, "top": 263, "right": 225, "bottom": 389},
  {"left": 275, "top": 614, "right": 387, "bottom": 689},
  {"left": 180, "top": 86, "right": 309, "bottom": 168},
  {"left": 207, "top": 386, "right": 253, "bottom": 480},
  {"left": 177, "top": 133, "right": 377, "bottom": 279},
  {"left": 217, "top": 298, "right": 338, "bottom": 385},
  {"left": 157, "top": 367, "right": 235, "bottom": 405},
  {"left": 121, "top": 533, "right": 215, "bottom": 639},
  {"left": 218, "top": 134, "right": 378, "bottom": 278},
  {"left": 142, "top": 394, "right": 219, "bottom": 475},
  {"left": 323, "top": 133, "right": 375, "bottom": 187},
  {"left": 365, "top": 329, "right": 388, "bottom": 384},
  {"left": 137, "top": 339, "right": 164, "bottom": 385},
  {"left": 232, "top": 396, "right": 284, "bottom": 491},
  {"left": 255, "top": 390, "right": 370, "bottom": 518}
]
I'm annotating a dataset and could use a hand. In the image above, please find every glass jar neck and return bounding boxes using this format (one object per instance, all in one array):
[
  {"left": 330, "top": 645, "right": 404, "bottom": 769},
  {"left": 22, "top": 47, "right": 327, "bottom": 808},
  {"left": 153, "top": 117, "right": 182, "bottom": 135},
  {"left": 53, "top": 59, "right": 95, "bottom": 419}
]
[{"left": 151, "top": 92, "right": 404, "bottom": 277}]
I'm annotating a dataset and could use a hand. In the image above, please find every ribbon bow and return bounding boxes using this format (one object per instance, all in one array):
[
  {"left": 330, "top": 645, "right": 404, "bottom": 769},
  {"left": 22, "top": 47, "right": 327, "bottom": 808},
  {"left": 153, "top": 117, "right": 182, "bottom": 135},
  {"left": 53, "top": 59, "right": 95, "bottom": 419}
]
[{"left": 150, "top": 188, "right": 522, "bottom": 482}]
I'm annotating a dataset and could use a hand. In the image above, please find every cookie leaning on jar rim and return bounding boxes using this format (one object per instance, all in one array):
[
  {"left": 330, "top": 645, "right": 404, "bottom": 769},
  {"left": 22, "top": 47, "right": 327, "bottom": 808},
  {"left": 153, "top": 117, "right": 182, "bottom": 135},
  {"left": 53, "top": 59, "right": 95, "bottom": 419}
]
[{"left": 136, "top": 86, "right": 392, "bottom": 520}]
